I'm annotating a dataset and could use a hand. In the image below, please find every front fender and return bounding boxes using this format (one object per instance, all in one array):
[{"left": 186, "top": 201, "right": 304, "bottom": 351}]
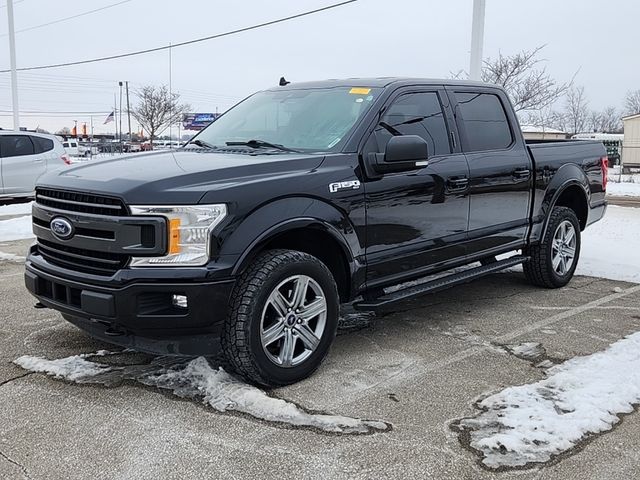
[{"left": 215, "top": 196, "right": 364, "bottom": 276}]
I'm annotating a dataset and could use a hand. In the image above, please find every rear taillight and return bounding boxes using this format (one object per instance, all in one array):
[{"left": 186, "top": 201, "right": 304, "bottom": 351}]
[
  {"left": 61, "top": 154, "right": 71, "bottom": 165},
  {"left": 601, "top": 156, "right": 608, "bottom": 191}
]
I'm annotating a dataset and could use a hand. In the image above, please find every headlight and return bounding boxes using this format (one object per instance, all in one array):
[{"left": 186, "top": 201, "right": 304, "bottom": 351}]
[{"left": 129, "top": 204, "right": 227, "bottom": 267}]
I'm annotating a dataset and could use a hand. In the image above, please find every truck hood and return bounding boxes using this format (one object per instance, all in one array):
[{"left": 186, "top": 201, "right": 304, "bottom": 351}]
[{"left": 38, "top": 149, "right": 325, "bottom": 204}]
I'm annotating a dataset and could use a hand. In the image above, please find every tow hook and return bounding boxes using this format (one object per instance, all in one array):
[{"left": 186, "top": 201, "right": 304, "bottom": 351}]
[{"left": 105, "top": 325, "right": 126, "bottom": 337}]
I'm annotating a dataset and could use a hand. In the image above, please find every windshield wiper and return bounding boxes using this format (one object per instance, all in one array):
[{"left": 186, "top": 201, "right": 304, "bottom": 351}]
[
  {"left": 189, "top": 139, "right": 217, "bottom": 149},
  {"left": 378, "top": 121, "right": 403, "bottom": 136},
  {"left": 225, "top": 139, "right": 299, "bottom": 152}
]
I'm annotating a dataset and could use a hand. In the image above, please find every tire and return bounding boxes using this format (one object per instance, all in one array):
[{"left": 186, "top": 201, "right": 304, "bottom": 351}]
[
  {"left": 221, "top": 249, "right": 339, "bottom": 388},
  {"left": 523, "top": 206, "right": 581, "bottom": 288}
]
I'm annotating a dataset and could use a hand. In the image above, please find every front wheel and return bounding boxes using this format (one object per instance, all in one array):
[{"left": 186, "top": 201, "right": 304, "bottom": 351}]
[
  {"left": 222, "top": 249, "right": 339, "bottom": 387},
  {"left": 523, "top": 206, "right": 581, "bottom": 288}
]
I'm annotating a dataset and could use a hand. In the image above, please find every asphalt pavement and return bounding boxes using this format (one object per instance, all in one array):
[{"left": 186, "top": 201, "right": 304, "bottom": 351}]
[{"left": 2, "top": 236, "right": 640, "bottom": 479}]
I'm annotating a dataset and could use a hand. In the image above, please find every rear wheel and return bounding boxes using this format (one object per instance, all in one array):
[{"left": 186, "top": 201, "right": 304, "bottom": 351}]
[
  {"left": 523, "top": 206, "right": 581, "bottom": 288},
  {"left": 222, "top": 249, "right": 339, "bottom": 387}
]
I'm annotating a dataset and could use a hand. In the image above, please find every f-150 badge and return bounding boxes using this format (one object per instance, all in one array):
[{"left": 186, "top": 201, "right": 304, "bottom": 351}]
[{"left": 329, "top": 180, "right": 361, "bottom": 193}]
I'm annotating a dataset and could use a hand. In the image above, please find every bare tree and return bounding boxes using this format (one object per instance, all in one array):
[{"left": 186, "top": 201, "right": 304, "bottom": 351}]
[
  {"left": 481, "top": 46, "right": 572, "bottom": 113},
  {"left": 132, "top": 85, "right": 190, "bottom": 146},
  {"left": 564, "top": 86, "right": 589, "bottom": 135},
  {"left": 624, "top": 90, "right": 640, "bottom": 116},
  {"left": 588, "top": 110, "right": 602, "bottom": 133},
  {"left": 592, "top": 106, "right": 621, "bottom": 133}
]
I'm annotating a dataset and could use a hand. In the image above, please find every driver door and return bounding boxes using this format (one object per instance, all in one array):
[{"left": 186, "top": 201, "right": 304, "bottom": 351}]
[{"left": 362, "top": 88, "right": 470, "bottom": 287}]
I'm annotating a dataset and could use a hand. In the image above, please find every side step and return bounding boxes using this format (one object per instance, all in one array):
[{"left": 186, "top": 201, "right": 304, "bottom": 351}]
[{"left": 354, "top": 255, "right": 529, "bottom": 311}]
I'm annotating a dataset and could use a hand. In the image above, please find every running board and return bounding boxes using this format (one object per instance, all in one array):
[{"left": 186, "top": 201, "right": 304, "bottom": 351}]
[{"left": 354, "top": 255, "right": 529, "bottom": 311}]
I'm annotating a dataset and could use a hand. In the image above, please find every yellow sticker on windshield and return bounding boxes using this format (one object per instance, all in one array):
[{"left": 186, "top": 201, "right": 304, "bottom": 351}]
[{"left": 349, "top": 87, "right": 371, "bottom": 95}]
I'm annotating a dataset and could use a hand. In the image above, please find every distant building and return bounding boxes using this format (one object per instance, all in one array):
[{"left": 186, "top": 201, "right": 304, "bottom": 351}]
[
  {"left": 520, "top": 125, "right": 567, "bottom": 141},
  {"left": 622, "top": 113, "right": 640, "bottom": 171}
]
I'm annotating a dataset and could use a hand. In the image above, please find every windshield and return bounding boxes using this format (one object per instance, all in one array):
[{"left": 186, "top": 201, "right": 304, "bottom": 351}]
[{"left": 192, "top": 86, "right": 381, "bottom": 152}]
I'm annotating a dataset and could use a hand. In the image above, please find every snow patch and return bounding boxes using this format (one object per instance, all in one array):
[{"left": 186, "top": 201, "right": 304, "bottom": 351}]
[
  {"left": 15, "top": 353, "right": 111, "bottom": 381},
  {"left": 0, "top": 201, "right": 32, "bottom": 216},
  {"left": 0, "top": 251, "right": 25, "bottom": 263},
  {"left": 577, "top": 207, "right": 640, "bottom": 284},
  {"left": 14, "top": 352, "right": 389, "bottom": 435},
  {"left": 503, "top": 342, "right": 545, "bottom": 361},
  {"left": 456, "top": 331, "right": 640, "bottom": 469},
  {"left": 0, "top": 215, "right": 33, "bottom": 242},
  {"left": 607, "top": 182, "right": 640, "bottom": 197}
]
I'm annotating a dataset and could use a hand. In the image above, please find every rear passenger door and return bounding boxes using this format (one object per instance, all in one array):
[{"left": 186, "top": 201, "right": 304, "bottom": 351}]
[
  {"left": 0, "top": 135, "right": 47, "bottom": 195},
  {"left": 448, "top": 89, "right": 533, "bottom": 256}
]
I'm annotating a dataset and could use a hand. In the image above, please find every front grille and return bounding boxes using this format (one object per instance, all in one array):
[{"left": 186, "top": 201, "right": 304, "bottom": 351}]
[
  {"left": 36, "top": 188, "right": 127, "bottom": 216},
  {"left": 37, "top": 239, "right": 129, "bottom": 276}
]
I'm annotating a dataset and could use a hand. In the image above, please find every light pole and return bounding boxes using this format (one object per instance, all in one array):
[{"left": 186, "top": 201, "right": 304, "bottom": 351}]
[
  {"left": 6, "top": 0, "right": 20, "bottom": 130},
  {"left": 469, "top": 0, "right": 486, "bottom": 81}
]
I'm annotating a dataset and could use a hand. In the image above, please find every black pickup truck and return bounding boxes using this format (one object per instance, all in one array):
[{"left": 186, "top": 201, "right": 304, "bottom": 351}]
[{"left": 25, "top": 78, "right": 607, "bottom": 387}]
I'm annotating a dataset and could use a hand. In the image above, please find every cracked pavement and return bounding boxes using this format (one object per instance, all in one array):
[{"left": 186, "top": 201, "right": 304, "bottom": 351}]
[{"left": 2, "top": 238, "right": 640, "bottom": 479}]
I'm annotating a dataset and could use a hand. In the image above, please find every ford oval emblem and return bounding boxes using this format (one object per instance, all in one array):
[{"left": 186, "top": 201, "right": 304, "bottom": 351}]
[{"left": 50, "top": 217, "right": 74, "bottom": 240}]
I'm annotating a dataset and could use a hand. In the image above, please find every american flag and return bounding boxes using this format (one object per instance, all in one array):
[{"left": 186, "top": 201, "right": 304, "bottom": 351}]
[{"left": 103, "top": 111, "right": 115, "bottom": 124}]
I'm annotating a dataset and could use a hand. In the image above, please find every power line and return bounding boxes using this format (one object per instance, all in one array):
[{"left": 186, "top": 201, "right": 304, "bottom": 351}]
[
  {"left": 0, "top": 0, "right": 132, "bottom": 37},
  {"left": 0, "top": 0, "right": 357, "bottom": 73},
  {"left": 0, "top": 0, "right": 25, "bottom": 8}
]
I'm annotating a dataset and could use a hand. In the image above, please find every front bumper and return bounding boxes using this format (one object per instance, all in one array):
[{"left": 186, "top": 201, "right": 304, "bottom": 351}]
[{"left": 24, "top": 257, "right": 235, "bottom": 356}]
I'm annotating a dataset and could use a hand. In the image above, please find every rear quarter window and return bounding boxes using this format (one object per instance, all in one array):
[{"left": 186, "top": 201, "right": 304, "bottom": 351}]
[
  {"left": 32, "top": 136, "right": 54, "bottom": 153},
  {"left": 455, "top": 92, "right": 513, "bottom": 152}
]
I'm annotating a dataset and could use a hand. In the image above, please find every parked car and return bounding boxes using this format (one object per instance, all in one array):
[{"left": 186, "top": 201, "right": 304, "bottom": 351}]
[
  {"left": 0, "top": 131, "right": 70, "bottom": 200},
  {"left": 25, "top": 78, "right": 607, "bottom": 387}
]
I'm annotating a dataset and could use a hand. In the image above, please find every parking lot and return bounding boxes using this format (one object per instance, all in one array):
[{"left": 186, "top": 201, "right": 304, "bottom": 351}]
[{"left": 2, "top": 236, "right": 640, "bottom": 479}]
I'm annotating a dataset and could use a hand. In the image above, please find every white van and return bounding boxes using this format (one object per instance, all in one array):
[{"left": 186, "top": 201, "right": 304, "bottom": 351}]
[{"left": 61, "top": 139, "right": 80, "bottom": 156}]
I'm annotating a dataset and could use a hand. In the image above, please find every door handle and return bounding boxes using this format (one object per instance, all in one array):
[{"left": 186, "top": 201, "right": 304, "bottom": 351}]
[{"left": 512, "top": 168, "right": 531, "bottom": 180}]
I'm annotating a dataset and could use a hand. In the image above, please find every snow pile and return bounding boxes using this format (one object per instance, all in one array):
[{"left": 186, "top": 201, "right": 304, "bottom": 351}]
[
  {"left": 14, "top": 353, "right": 388, "bottom": 435},
  {"left": 578, "top": 206, "right": 640, "bottom": 283},
  {"left": 457, "top": 331, "right": 640, "bottom": 469},
  {"left": 0, "top": 215, "right": 33, "bottom": 242},
  {"left": 0, "top": 201, "right": 32, "bottom": 216}
]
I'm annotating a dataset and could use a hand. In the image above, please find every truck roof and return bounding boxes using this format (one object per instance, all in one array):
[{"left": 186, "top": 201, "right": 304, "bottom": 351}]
[{"left": 267, "top": 77, "right": 495, "bottom": 91}]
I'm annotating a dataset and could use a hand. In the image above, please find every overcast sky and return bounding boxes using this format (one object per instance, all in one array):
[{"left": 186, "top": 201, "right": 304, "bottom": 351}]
[{"left": 0, "top": 0, "right": 638, "bottom": 134}]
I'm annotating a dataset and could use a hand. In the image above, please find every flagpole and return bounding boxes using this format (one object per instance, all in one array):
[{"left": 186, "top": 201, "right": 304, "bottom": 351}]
[{"left": 113, "top": 94, "right": 118, "bottom": 155}]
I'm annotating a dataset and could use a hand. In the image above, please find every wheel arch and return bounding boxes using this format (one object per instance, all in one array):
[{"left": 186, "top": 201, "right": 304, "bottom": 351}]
[
  {"left": 221, "top": 197, "right": 364, "bottom": 302},
  {"left": 534, "top": 164, "right": 590, "bottom": 242}
]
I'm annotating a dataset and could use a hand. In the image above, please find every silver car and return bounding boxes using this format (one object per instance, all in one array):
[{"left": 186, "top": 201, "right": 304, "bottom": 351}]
[{"left": 0, "top": 131, "right": 70, "bottom": 200}]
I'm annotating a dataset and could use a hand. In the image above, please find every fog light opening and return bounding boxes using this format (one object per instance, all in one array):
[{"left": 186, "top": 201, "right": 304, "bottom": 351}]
[{"left": 172, "top": 294, "right": 188, "bottom": 309}]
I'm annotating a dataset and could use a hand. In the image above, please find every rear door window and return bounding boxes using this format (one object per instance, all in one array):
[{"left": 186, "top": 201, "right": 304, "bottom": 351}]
[
  {"left": 455, "top": 92, "right": 513, "bottom": 152},
  {"left": 32, "top": 136, "right": 54, "bottom": 153},
  {"left": 0, "top": 135, "right": 35, "bottom": 157}
]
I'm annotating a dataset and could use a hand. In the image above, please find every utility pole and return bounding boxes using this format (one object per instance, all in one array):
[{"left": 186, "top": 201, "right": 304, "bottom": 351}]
[
  {"left": 469, "top": 0, "right": 486, "bottom": 81},
  {"left": 118, "top": 81, "right": 123, "bottom": 144},
  {"left": 6, "top": 0, "right": 20, "bottom": 130},
  {"left": 125, "top": 81, "right": 132, "bottom": 141}
]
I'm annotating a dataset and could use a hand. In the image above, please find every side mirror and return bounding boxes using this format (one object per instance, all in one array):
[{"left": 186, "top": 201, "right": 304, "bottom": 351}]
[{"left": 369, "top": 135, "right": 429, "bottom": 174}]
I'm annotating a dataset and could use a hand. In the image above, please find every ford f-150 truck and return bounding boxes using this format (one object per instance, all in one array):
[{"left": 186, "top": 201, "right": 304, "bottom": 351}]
[{"left": 25, "top": 78, "right": 607, "bottom": 387}]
